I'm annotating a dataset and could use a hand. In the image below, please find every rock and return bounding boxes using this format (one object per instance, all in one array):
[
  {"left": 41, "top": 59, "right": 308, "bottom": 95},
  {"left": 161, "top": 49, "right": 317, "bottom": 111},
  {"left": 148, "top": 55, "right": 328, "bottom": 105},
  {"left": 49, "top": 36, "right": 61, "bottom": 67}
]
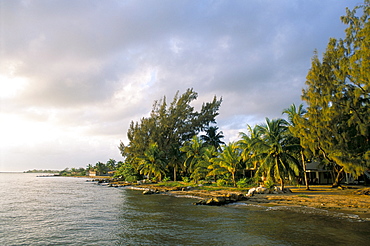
[
  {"left": 182, "top": 186, "right": 193, "bottom": 191},
  {"left": 143, "top": 189, "right": 155, "bottom": 195},
  {"left": 194, "top": 193, "right": 247, "bottom": 206},
  {"left": 274, "top": 187, "right": 284, "bottom": 194},
  {"left": 246, "top": 188, "right": 256, "bottom": 197},
  {"left": 256, "top": 186, "right": 268, "bottom": 194},
  {"left": 226, "top": 193, "right": 238, "bottom": 202},
  {"left": 238, "top": 193, "right": 248, "bottom": 201},
  {"left": 205, "top": 197, "right": 226, "bottom": 206},
  {"left": 193, "top": 200, "right": 206, "bottom": 205},
  {"left": 263, "top": 188, "right": 270, "bottom": 194}
]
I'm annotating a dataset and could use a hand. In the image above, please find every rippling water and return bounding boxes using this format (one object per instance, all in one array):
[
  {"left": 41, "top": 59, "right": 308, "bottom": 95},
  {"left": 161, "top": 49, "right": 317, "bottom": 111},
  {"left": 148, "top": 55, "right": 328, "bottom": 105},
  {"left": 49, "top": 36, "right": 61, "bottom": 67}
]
[{"left": 1, "top": 173, "right": 369, "bottom": 245}]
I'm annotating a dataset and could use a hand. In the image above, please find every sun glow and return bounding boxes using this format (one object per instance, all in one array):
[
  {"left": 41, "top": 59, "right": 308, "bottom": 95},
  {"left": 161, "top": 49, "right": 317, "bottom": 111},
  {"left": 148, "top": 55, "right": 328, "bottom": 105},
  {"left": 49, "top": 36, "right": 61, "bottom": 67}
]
[{"left": 0, "top": 75, "right": 29, "bottom": 98}]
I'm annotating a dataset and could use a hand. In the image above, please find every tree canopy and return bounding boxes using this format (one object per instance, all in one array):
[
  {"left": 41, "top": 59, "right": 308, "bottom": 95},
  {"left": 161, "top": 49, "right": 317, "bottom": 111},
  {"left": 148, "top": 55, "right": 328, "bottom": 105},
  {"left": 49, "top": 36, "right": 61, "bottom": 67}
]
[
  {"left": 109, "top": 1, "right": 370, "bottom": 188},
  {"left": 119, "top": 88, "right": 222, "bottom": 180},
  {"left": 300, "top": 1, "right": 369, "bottom": 183}
]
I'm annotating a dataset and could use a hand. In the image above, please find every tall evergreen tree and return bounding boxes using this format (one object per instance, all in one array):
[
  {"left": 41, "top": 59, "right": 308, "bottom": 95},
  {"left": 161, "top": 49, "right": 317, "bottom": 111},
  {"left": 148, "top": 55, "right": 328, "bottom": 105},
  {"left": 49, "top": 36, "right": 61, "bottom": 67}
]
[
  {"left": 119, "top": 88, "right": 222, "bottom": 180},
  {"left": 300, "top": 1, "right": 369, "bottom": 186}
]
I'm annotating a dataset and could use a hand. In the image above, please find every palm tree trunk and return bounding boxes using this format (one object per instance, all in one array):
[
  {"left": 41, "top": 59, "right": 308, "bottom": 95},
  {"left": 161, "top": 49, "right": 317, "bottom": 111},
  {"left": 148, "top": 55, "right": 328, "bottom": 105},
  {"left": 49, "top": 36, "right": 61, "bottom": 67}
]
[
  {"left": 280, "top": 179, "right": 284, "bottom": 190},
  {"left": 173, "top": 165, "right": 177, "bottom": 182}
]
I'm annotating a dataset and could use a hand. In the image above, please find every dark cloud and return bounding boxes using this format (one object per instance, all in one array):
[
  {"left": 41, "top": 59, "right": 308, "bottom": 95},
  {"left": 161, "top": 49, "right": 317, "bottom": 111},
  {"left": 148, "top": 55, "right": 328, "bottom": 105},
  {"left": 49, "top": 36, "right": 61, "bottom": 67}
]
[{"left": 0, "top": 0, "right": 359, "bottom": 171}]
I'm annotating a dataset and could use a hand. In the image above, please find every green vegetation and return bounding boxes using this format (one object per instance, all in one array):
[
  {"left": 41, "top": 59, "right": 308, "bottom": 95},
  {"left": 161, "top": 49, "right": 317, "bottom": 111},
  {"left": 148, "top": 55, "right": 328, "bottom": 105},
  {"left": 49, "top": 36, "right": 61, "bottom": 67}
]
[
  {"left": 298, "top": 1, "right": 370, "bottom": 187},
  {"left": 61, "top": 1, "right": 369, "bottom": 190},
  {"left": 114, "top": 2, "right": 369, "bottom": 189},
  {"left": 24, "top": 169, "right": 60, "bottom": 173},
  {"left": 59, "top": 159, "right": 124, "bottom": 176}
]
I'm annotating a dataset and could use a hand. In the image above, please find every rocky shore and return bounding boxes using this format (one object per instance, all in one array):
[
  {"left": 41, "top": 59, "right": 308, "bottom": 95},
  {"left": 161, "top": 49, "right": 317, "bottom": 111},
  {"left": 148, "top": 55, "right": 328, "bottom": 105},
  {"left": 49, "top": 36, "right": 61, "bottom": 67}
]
[{"left": 88, "top": 178, "right": 370, "bottom": 220}]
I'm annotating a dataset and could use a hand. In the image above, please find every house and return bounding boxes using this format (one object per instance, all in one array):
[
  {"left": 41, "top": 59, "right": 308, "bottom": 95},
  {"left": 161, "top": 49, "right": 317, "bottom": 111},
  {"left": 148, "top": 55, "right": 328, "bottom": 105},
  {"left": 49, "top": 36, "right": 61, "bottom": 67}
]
[
  {"left": 87, "top": 170, "right": 97, "bottom": 176},
  {"left": 343, "top": 169, "right": 370, "bottom": 185},
  {"left": 305, "top": 161, "right": 333, "bottom": 185},
  {"left": 107, "top": 170, "right": 116, "bottom": 176},
  {"left": 306, "top": 161, "right": 370, "bottom": 185}
]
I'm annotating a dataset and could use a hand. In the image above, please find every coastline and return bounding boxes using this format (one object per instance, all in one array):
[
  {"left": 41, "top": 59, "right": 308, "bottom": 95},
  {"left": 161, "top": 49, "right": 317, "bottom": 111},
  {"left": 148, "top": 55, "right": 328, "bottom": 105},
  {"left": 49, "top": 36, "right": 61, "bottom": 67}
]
[
  {"left": 86, "top": 177, "right": 370, "bottom": 220},
  {"left": 133, "top": 183, "right": 370, "bottom": 220}
]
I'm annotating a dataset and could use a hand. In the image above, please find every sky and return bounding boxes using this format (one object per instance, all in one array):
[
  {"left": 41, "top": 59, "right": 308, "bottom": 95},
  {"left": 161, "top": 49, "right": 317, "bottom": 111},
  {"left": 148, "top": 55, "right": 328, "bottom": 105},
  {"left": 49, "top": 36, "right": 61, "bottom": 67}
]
[{"left": 0, "top": 0, "right": 360, "bottom": 171}]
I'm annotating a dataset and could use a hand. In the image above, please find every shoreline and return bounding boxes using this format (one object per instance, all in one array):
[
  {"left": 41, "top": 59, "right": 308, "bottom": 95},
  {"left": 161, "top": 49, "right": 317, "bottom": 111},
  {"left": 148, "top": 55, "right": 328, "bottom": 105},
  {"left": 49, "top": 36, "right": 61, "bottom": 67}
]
[
  {"left": 85, "top": 177, "right": 370, "bottom": 220},
  {"left": 132, "top": 183, "right": 370, "bottom": 220}
]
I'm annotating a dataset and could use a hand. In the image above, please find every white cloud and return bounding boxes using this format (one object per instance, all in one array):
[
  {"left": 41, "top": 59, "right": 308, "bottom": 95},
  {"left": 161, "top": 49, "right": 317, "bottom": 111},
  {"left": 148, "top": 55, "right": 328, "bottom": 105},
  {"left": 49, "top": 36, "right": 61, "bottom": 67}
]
[{"left": 0, "top": 0, "right": 359, "bottom": 171}]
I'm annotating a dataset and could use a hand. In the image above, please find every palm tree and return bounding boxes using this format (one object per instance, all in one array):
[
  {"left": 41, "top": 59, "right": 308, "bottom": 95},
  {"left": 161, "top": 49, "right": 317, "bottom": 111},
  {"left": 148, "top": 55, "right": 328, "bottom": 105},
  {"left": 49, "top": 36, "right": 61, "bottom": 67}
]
[
  {"left": 180, "top": 136, "right": 207, "bottom": 176},
  {"left": 87, "top": 164, "right": 93, "bottom": 171},
  {"left": 211, "top": 142, "right": 242, "bottom": 187},
  {"left": 137, "top": 143, "right": 167, "bottom": 181},
  {"left": 254, "top": 118, "right": 301, "bottom": 190},
  {"left": 189, "top": 145, "right": 217, "bottom": 183},
  {"left": 106, "top": 159, "right": 117, "bottom": 171},
  {"left": 167, "top": 146, "right": 185, "bottom": 181},
  {"left": 200, "top": 126, "right": 225, "bottom": 151},
  {"left": 238, "top": 125, "right": 260, "bottom": 177},
  {"left": 283, "top": 104, "right": 311, "bottom": 190},
  {"left": 94, "top": 162, "right": 107, "bottom": 176}
]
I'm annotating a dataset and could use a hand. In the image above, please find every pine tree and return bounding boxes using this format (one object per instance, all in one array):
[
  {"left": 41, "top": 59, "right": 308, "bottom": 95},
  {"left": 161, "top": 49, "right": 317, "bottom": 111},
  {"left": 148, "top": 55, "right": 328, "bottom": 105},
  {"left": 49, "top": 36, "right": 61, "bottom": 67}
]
[
  {"left": 119, "top": 88, "right": 222, "bottom": 180},
  {"left": 300, "top": 1, "right": 370, "bottom": 186}
]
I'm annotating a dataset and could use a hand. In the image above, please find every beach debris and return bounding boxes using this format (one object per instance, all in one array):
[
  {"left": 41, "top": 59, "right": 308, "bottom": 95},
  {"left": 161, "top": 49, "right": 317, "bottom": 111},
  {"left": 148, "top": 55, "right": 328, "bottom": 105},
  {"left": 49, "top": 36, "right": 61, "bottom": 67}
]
[
  {"left": 353, "top": 188, "right": 370, "bottom": 195},
  {"left": 193, "top": 193, "right": 247, "bottom": 206},
  {"left": 246, "top": 186, "right": 292, "bottom": 197},
  {"left": 142, "top": 188, "right": 162, "bottom": 195}
]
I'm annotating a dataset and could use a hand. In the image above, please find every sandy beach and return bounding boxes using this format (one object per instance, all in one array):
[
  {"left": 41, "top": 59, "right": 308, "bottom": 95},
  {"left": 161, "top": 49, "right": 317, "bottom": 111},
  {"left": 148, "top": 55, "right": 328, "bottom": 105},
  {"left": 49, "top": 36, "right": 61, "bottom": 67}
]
[{"left": 132, "top": 183, "right": 370, "bottom": 220}]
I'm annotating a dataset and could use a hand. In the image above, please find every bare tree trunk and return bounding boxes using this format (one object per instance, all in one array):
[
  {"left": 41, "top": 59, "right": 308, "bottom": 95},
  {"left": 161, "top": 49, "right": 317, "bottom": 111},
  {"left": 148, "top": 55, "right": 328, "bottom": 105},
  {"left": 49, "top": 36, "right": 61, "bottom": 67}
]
[
  {"left": 301, "top": 151, "right": 310, "bottom": 190},
  {"left": 332, "top": 166, "right": 344, "bottom": 187}
]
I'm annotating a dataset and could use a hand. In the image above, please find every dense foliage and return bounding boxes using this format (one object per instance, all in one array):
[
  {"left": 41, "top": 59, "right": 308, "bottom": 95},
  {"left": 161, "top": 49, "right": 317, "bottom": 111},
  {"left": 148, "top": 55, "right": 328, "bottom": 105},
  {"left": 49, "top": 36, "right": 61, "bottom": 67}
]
[
  {"left": 118, "top": 88, "right": 222, "bottom": 181},
  {"left": 62, "top": 2, "right": 369, "bottom": 189},
  {"left": 114, "top": 2, "right": 369, "bottom": 188},
  {"left": 298, "top": 1, "right": 370, "bottom": 186}
]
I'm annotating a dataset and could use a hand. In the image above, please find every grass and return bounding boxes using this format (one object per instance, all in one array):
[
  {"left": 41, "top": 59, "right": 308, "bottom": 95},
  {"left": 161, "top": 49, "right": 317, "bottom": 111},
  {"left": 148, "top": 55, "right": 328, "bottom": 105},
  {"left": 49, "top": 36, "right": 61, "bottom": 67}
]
[
  {"left": 155, "top": 181, "right": 195, "bottom": 187},
  {"left": 154, "top": 181, "right": 249, "bottom": 192}
]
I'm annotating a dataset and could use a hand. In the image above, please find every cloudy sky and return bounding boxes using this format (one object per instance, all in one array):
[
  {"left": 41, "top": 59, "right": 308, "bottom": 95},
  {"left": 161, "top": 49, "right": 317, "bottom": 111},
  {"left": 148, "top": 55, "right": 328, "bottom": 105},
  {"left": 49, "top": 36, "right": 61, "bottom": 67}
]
[{"left": 0, "top": 0, "right": 359, "bottom": 171}]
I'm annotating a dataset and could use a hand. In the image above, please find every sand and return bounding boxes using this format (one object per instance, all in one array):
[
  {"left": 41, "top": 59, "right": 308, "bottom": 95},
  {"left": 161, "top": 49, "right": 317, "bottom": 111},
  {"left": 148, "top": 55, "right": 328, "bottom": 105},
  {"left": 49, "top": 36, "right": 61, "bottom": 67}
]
[
  {"left": 134, "top": 184, "right": 370, "bottom": 220},
  {"left": 246, "top": 186, "right": 370, "bottom": 219}
]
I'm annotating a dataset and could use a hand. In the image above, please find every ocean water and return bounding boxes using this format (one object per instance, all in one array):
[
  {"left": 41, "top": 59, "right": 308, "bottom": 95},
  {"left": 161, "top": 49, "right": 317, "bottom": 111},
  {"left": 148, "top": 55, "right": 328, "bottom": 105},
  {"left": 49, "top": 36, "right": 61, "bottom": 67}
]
[{"left": 1, "top": 173, "right": 369, "bottom": 246}]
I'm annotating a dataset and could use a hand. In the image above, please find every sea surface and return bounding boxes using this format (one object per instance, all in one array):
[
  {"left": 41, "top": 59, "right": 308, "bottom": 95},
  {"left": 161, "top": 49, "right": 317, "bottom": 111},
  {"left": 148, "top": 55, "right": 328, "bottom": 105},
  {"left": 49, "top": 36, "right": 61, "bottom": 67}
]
[{"left": 0, "top": 173, "right": 369, "bottom": 246}]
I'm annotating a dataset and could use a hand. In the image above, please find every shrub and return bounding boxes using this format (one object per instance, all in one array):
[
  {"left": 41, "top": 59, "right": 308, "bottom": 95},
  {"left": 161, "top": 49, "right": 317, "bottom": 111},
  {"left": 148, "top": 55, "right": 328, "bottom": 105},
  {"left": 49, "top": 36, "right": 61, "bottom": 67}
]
[
  {"left": 162, "top": 177, "right": 171, "bottom": 182},
  {"left": 182, "top": 177, "right": 190, "bottom": 183},
  {"left": 216, "top": 179, "right": 227, "bottom": 187},
  {"left": 264, "top": 180, "right": 275, "bottom": 189},
  {"left": 236, "top": 178, "right": 248, "bottom": 188}
]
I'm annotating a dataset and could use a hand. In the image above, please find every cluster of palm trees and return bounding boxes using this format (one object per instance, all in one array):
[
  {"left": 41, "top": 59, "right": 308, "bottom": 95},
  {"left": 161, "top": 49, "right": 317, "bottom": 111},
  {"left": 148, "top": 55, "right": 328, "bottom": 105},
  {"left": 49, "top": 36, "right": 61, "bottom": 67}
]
[
  {"left": 130, "top": 108, "right": 307, "bottom": 190},
  {"left": 86, "top": 159, "right": 122, "bottom": 176},
  {"left": 179, "top": 117, "right": 302, "bottom": 189}
]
